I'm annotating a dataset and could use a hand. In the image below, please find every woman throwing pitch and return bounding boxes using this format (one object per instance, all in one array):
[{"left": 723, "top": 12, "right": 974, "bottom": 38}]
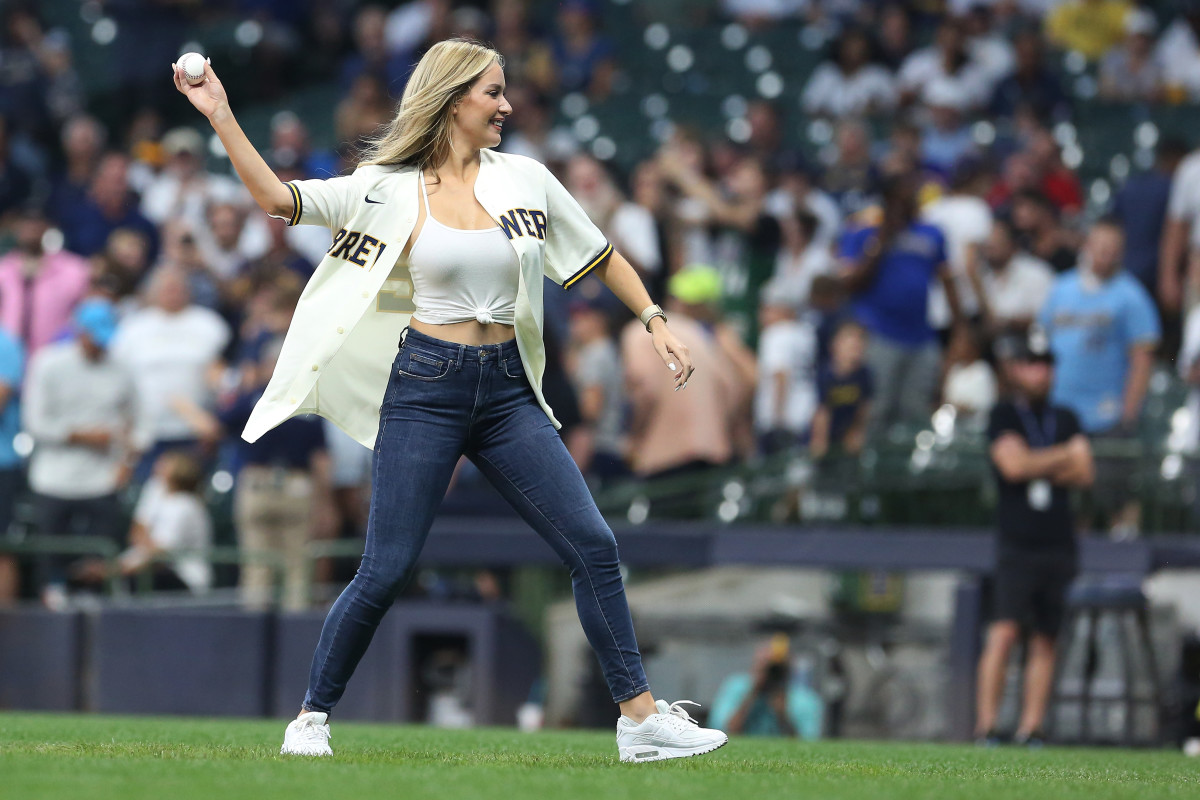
[{"left": 173, "top": 39, "right": 727, "bottom": 762}]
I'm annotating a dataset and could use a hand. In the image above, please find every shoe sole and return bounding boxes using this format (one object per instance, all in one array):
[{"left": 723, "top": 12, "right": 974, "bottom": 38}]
[
  {"left": 619, "top": 737, "right": 728, "bottom": 763},
  {"left": 280, "top": 746, "right": 332, "bottom": 756}
]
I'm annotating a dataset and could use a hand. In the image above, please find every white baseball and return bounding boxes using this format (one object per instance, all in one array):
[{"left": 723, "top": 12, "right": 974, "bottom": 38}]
[{"left": 177, "top": 52, "right": 208, "bottom": 86}]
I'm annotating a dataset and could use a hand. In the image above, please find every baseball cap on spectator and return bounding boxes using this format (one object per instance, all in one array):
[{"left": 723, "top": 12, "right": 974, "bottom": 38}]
[
  {"left": 1125, "top": 8, "right": 1156, "bottom": 37},
  {"left": 997, "top": 327, "right": 1055, "bottom": 365},
  {"left": 162, "top": 127, "right": 205, "bottom": 158},
  {"left": 668, "top": 265, "right": 722, "bottom": 306},
  {"left": 567, "top": 293, "right": 607, "bottom": 315},
  {"left": 73, "top": 298, "right": 119, "bottom": 349}
]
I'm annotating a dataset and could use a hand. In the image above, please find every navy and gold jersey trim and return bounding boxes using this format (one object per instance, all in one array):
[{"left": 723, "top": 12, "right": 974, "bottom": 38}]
[
  {"left": 284, "top": 181, "right": 302, "bottom": 227},
  {"left": 563, "top": 242, "right": 613, "bottom": 289}
]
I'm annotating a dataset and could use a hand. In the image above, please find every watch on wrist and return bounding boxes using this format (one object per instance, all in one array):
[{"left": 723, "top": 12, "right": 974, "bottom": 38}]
[{"left": 639, "top": 303, "right": 667, "bottom": 332}]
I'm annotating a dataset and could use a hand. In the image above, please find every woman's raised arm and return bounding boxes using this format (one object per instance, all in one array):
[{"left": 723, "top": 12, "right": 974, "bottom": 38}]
[{"left": 172, "top": 59, "right": 294, "bottom": 220}]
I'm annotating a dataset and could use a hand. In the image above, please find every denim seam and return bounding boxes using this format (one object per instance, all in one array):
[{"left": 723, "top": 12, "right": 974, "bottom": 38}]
[{"left": 474, "top": 450, "right": 638, "bottom": 696}]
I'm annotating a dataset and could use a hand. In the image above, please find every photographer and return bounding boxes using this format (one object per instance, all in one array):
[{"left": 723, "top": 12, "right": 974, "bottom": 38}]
[{"left": 709, "top": 634, "right": 823, "bottom": 739}]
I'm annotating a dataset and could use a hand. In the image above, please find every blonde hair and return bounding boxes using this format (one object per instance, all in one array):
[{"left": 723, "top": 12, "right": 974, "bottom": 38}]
[{"left": 358, "top": 38, "right": 503, "bottom": 173}]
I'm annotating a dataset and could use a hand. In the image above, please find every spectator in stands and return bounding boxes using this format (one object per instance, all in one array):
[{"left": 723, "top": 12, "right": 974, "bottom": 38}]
[
  {"left": 23, "top": 299, "right": 141, "bottom": 610},
  {"left": 754, "top": 281, "right": 818, "bottom": 456},
  {"left": 141, "top": 127, "right": 231, "bottom": 230},
  {"left": 821, "top": 119, "right": 880, "bottom": 219},
  {"left": 110, "top": 267, "right": 230, "bottom": 481},
  {"left": 839, "top": 173, "right": 961, "bottom": 433},
  {"left": 977, "top": 331, "right": 1093, "bottom": 747},
  {"left": 896, "top": 18, "right": 992, "bottom": 109},
  {"left": 1113, "top": 137, "right": 1187, "bottom": 302},
  {"left": 1040, "top": 218, "right": 1160, "bottom": 436},
  {"left": 549, "top": 0, "right": 615, "bottom": 99},
  {"left": 340, "top": 5, "right": 412, "bottom": 98},
  {"left": 334, "top": 74, "right": 394, "bottom": 154},
  {"left": 75, "top": 450, "right": 213, "bottom": 595},
  {"left": 660, "top": 153, "right": 782, "bottom": 347},
  {"left": 1042, "top": 219, "right": 1160, "bottom": 534},
  {"left": 1178, "top": 303, "right": 1200, "bottom": 450},
  {"left": 1157, "top": 4, "right": 1200, "bottom": 102},
  {"left": 810, "top": 320, "right": 872, "bottom": 460},
  {"left": 0, "top": 204, "right": 91, "bottom": 353},
  {"left": 1045, "top": 0, "right": 1133, "bottom": 61},
  {"left": 773, "top": 209, "right": 836, "bottom": 310},
  {"left": 491, "top": 0, "right": 558, "bottom": 97},
  {"left": 154, "top": 221, "right": 220, "bottom": 311},
  {"left": 989, "top": 28, "right": 1070, "bottom": 122},
  {"left": 1011, "top": 189, "right": 1078, "bottom": 273},
  {"left": 1158, "top": 138, "right": 1200, "bottom": 324},
  {"left": 173, "top": 336, "right": 330, "bottom": 611},
  {"left": 1099, "top": 9, "right": 1165, "bottom": 103},
  {"left": 0, "top": 325, "right": 22, "bottom": 604},
  {"left": 969, "top": 216, "right": 1055, "bottom": 338},
  {"left": 802, "top": 28, "right": 897, "bottom": 119},
  {"left": 0, "top": 115, "right": 33, "bottom": 217},
  {"left": 765, "top": 163, "right": 842, "bottom": 250},
  {"left": 962, "top": 4, "right": 1015, "bottom": 91},
  {"left": 620, "top": 267, "right": 742, "bottom": 479},
  {"left": 1026, "top": 128, "right": 1084, "bottom": 216},
  {"left": 942, "top": 324, "right": 998, "bottom": 423},
  {"left": 61, "top": 152, "right": 158, "bottom": 260},
  {"left": 565, "top": 295, "right": 628, "bottom": 483},
  {"left": 874, "top": 3, "right": 913, "bottom": 71},
  {"left": 195, "top": 201, "right": 265, "bottom": 282},
  {"left": 565, "top": 154, "right": 660, "bottom": 289},
  {"left": 923, "top": 159, "right": 994, "bottom": 333},
  {"left": 267, "top": 111, "right": 337, "bottom": 181},
  {"left": 46, "top": 114, "right": 104, "bottom": 225},
  {"left": 709, "top": 634, "right": 823, "bottom": 739}
]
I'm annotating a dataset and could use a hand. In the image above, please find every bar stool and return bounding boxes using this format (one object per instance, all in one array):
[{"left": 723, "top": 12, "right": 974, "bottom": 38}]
[{"left": 1047, "top": 576, "right": 1163, "bottom": 746}]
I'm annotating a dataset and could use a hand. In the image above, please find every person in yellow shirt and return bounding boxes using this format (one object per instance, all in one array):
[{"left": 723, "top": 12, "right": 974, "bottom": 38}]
[{"left": 1045, "top": 0, "right": 1133, "bottom": 61}]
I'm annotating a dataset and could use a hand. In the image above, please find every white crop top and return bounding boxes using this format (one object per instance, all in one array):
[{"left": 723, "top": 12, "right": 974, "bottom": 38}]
[{"left": 408, "top": 172, "right": 520, "bottom": 325}]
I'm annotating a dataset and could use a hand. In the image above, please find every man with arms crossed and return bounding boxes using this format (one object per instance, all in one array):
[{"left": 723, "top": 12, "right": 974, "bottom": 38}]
[{"left": 975, "top": 332, "right": 1094, "bottom": 746}]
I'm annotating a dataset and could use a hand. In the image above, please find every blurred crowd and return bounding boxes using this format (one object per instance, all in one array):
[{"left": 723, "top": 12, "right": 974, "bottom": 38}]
[{"left": 1, "top": 0, "right": 1200, "bottom": 608}]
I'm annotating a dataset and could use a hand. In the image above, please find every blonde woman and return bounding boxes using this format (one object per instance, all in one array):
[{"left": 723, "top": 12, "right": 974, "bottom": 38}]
[{"left": 173, "top": 39, "right": 727, "bottom": 762}]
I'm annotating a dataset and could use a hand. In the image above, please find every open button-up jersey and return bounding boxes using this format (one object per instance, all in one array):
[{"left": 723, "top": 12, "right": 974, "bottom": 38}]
[{"left": 242, "top": 149, "right": 611, "bottom": 448}]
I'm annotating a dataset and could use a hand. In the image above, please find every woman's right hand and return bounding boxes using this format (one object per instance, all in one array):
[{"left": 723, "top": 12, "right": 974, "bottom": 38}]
[{"left": 172, "top": 59, "right": 229, "bottom": 120}]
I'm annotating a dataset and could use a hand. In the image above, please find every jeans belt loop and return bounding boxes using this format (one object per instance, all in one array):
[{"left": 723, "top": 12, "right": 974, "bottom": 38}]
[{"left": 455, "top": 344, "right": 465, "bottom": 371}]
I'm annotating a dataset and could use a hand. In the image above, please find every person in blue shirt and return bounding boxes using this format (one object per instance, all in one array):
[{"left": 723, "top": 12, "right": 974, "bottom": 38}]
[
  {"left": 0, "top": 326, "right": 23, "bottom": 602},
  {"left": 709, "top": 634, "right": 823, "bottom": 739},
  {"left": 839, "top": 173, "right": 962, "bottom": 433},
  {"left": 1039, "top": 217, "right": 1161, "bottom": 436},
  {"left": 1039, "top": 217, "right": 1159, "bottom": 533}
]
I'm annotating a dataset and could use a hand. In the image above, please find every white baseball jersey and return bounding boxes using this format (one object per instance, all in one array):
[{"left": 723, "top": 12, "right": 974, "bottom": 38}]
[{"left": 242, "top": 149, "right": 612, "bottom": 448}]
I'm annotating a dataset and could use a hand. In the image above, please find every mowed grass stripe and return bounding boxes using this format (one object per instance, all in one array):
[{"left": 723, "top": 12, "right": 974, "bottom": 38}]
[{"left": 2, "top": 713, "right": 1197, "bottom": 800}]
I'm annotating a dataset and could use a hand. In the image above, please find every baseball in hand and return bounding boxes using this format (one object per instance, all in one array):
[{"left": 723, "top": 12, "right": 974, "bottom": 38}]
[{"left": 177, "top": 52, "right": 208, "bottom": 86}]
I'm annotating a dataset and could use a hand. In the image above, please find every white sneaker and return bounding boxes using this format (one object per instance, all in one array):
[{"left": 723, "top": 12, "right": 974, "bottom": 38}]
[
  {"left": 280, "top": 711, "right": 332, "bottom": 756},
  {"left": 616, "top": 700, "right": 728, "bottom": 763}
]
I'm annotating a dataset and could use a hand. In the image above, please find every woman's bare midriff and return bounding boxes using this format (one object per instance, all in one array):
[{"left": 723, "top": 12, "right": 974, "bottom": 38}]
[{"left": 409, "top": 317, "right": 516, "bottom": 346}]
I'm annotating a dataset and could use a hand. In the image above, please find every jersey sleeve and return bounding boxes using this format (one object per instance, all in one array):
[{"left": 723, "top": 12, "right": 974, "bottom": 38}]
[
  {"left": 541, "top": 165, "right": 612, "bottom": 289},
  {"left": 277, "top": 174, "right": 358, "bottom": 230},
  {"left": 1121, "top": 279, "right": 1162, "bottom": 346}
]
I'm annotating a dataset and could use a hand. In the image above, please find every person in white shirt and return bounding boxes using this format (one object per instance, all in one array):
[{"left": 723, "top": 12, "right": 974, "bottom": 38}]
[
  {"left": 23, "top": 299, "right": 143, "bottom": 608},
  {"left": 802, "top": 28, "right": 897, "bottom": 119},
  {"left": 121, "top": 451, "right": 213, "bottom": 594},
  {"left": 174, "top": 37, "right": 725, "bottom": 761},
  {"left": 896, "top": 18, "right": 993, "bottom": 109},
  {"left": 1179, "top": 303, "right": 1200, "bottom": 451},
  {"left": 970, "top": 216, "right": 1056, "bottom": 337},
  {"left": 923, "top": 160, "right": 993, "bottom": 332},
  {"left": 754, "top": 281, "right": 818, "bottom": 455},
  {"left": 773, "top": 209, "right": 835, "bottom": 309},
  {"left": 110, "top": 266, "right": 230, "bottom": 480}
]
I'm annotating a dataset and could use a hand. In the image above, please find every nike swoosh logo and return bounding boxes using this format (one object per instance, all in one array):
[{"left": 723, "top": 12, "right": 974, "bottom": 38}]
[{"left": 365, "top": 195, "right": 385, "bottom": 204}]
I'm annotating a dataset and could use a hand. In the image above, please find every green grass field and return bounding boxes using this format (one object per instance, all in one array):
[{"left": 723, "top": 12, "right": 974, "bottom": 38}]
[{"left": 1, "top": 712, "right": 1196, "bottom": 800}]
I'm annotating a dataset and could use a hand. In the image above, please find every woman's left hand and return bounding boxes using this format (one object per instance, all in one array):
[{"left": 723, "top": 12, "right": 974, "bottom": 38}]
[{"left": 650, "top": 321, "right": 693, "bottom": 391}]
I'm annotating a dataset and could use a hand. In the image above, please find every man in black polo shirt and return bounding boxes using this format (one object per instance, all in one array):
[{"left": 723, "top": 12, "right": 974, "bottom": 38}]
[{"left": 974, "top": 332, "right": 1094, "bottom": 745}]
